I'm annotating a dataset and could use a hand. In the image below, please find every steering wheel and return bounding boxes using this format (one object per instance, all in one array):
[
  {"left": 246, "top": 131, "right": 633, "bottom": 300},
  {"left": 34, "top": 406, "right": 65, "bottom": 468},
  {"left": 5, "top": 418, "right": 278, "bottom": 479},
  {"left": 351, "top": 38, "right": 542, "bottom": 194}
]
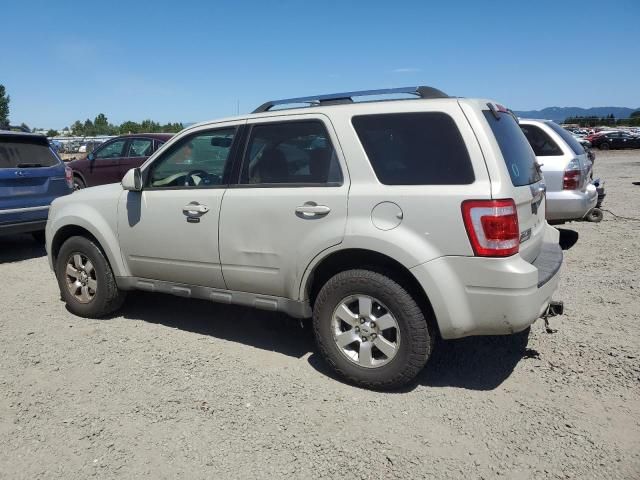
[{"left": 185, "top": 169, "right": 211, "bottom": 186}]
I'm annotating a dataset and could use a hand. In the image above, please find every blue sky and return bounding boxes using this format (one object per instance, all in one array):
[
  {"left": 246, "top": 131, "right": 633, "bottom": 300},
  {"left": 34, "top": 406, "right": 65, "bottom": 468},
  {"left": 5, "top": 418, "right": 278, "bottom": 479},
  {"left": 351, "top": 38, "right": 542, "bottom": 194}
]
[{"left": 3, "top": 0, "right": 639, "bottom": 129}]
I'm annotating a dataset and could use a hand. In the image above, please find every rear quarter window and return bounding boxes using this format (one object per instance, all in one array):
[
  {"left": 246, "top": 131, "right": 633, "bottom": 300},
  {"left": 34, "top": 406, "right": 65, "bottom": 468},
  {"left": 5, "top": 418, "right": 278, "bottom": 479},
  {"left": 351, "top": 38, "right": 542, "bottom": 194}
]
[
  {"left": 0, "top": 137, "right": 60, "bottom": 168},
  {"left": 352, "top": 112, "right": 474, "bottom": 185},
  {"left": 483, "top": 111, "right": 541, "bottom": 187},
  {"left": 545, "top": 121, "right": 586, "bottom": 156}
]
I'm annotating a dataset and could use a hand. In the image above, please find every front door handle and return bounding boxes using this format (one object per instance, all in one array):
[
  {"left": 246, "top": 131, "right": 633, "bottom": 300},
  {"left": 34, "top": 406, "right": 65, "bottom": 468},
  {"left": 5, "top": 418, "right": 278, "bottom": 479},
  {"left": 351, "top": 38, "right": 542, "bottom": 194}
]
[
  {"left": 295, "top": 202, "right": 331, "bottom": 217},
  {"left": 183, "top": 202, "right": 210, "bottom": 216}
]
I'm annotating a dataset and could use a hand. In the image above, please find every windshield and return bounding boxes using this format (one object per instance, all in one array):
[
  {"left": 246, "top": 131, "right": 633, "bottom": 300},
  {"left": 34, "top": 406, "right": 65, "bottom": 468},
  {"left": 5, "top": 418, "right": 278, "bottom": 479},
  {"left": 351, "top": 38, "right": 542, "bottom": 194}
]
[
  {"left": 483, "top": 111, "right": 541, "bottom": 187},
  {"left": 0, "top": 137, "right": 60, "bottom": 168},
  {"left": 546, "top": 121, "right": 586, "bottom": 155}
]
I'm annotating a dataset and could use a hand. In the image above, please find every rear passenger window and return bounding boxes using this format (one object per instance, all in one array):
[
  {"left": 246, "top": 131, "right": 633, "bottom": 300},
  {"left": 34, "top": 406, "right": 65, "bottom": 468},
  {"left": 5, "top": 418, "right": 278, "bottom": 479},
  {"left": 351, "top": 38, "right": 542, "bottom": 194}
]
[
  {"left": 351, "top": 112, "right": 474, "bottom": 185},
  {"left": 240, "top": 121, "right": 342, "bottom": 185},
  {"left": 127, "top": 139, "right": 153, "bottom": 157},
  {"left": 520, "top": 125, "right": 563, "bottom": 156}
]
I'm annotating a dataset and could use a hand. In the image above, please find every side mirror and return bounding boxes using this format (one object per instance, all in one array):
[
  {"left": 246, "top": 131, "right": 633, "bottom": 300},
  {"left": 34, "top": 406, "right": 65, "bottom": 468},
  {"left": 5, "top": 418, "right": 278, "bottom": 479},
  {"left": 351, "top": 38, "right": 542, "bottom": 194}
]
[
  {"left": 87, "top": 152, "right": 95, "bottom": 162},
  {"left": 122, "top": 168, "right": 143, "bottom": 191}
]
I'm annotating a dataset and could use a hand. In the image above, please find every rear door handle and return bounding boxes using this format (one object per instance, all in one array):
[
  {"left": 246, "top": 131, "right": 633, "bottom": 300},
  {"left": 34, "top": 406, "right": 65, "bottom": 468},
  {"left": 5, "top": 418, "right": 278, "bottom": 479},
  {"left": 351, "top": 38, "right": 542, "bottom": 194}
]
[
  {"left": 183, "top": 202, "right": 209, "bottom": 216},
  {"left": 295, "top": 202, "right": 331, "bottom": 217}
]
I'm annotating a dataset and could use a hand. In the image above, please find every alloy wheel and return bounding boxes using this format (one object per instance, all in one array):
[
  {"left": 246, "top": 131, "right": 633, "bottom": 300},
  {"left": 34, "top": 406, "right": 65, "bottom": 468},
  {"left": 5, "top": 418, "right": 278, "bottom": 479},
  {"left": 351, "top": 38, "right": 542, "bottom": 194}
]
[
  {"left": 64, "top": 253, "right": 97, "bottom": 303},
  {"left": 331, "top": 295, "right": 401, "bottom": 368}
]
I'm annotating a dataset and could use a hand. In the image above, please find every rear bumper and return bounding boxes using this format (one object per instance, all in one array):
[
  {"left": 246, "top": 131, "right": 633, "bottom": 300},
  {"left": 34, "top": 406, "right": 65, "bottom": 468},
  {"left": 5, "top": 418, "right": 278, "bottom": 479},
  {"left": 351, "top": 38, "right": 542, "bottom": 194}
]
[
  {"left": 0, "top": 204, "right": 50, "bottom": 225},
  {"left": 0, "top": 220, "right": 47, "bottom": 236},
  {"left": 546, "top": 184, "right": 598, "bottom": 221},
  {"left": 411, "top": 225, "right": 562, "bottom": 339}
]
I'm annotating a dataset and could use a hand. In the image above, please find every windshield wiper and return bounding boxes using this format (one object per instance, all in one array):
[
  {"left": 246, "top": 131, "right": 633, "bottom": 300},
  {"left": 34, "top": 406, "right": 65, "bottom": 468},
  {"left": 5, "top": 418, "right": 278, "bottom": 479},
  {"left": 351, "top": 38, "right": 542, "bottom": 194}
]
[{"left": 16, "top": 163, "right": 44, "bottom": 168}]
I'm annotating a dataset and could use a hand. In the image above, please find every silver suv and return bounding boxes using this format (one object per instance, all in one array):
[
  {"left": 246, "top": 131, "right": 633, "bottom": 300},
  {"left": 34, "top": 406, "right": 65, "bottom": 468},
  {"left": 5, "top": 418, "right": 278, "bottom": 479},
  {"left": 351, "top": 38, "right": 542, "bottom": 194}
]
[
  {"left": 46, "top": 87, "right": 563, "bottom": 389},
  {"left": 519, "top": 119, "right": 597, "bottom": 223}
]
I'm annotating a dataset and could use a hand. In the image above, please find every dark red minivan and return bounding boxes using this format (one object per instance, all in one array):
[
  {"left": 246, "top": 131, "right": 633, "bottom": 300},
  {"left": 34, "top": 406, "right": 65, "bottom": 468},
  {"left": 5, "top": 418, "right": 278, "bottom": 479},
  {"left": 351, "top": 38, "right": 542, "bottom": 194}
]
[{"left": 68, "top": 133, "right": 173, "bottom": 189}]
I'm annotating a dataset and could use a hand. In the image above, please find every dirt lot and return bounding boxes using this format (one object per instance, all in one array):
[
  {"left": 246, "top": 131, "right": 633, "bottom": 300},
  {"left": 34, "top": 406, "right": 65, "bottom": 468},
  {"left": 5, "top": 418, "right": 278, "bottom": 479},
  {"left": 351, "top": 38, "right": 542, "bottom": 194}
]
[{"left": 0, "top": 150, "right": 638, "bottom": 479}]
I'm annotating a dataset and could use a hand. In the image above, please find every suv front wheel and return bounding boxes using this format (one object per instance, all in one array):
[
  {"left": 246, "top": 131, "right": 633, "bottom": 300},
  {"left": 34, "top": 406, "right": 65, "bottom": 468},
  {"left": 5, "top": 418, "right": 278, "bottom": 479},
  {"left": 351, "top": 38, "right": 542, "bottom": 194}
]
[
  {"left": 313, "top": 269, "right": 433, "bottom": 390},
  {"left": 55, "top": 236, "right": 126, "bottom": 318}
]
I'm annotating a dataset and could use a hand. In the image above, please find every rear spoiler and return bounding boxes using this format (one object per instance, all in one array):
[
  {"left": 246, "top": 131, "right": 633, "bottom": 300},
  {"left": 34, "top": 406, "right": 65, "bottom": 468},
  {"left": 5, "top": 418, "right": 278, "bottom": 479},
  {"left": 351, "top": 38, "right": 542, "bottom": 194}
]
[{"left": 487, "top": 102, "right": 519, "bottom": 123}]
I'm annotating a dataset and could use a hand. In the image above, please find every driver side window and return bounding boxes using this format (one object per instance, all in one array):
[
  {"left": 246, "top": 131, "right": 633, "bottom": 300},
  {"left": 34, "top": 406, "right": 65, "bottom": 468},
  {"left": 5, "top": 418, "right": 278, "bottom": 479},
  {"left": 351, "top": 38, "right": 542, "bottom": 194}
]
[{"left": 147, "top": 128, "right": 236, "bottom": 189}]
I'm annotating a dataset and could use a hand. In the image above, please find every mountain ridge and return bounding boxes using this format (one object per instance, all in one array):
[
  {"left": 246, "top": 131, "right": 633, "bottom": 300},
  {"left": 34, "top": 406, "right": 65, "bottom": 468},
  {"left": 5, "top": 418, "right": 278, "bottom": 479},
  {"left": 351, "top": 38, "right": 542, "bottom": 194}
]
[{"left": 513, "top": 106, "right": 639, "bottom": 122}]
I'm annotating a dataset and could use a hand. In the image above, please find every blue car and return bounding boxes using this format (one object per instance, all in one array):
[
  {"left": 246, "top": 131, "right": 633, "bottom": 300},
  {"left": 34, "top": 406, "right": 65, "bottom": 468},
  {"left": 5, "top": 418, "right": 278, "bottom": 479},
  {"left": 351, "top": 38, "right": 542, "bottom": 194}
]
[{"left": 0, "top": 131, "right": 73, "bottom": 241}]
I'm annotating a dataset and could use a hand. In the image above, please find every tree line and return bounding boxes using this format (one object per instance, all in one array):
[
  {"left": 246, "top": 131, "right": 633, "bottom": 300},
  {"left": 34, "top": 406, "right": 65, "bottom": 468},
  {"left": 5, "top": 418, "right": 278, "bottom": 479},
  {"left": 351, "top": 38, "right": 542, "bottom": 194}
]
[
  {"left": 61, "top": 114, "right": 184, "bottom": 137},
  {"left": 564, "top": 112, "right": 640, "bottom": 127}
]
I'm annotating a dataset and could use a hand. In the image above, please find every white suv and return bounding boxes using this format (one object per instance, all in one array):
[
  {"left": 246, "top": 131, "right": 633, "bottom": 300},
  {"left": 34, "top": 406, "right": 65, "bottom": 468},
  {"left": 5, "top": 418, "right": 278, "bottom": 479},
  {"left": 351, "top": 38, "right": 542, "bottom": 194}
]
[{"left": 46, "top": 87, "right": 563, "bottom": 389}]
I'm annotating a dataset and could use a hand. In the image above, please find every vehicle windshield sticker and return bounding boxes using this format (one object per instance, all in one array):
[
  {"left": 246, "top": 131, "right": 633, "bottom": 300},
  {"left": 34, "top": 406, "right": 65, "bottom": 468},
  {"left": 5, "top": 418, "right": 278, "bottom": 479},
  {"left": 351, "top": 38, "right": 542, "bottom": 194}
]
[{"left": 511, "top": 164, "right": 520, "bottom": 178}]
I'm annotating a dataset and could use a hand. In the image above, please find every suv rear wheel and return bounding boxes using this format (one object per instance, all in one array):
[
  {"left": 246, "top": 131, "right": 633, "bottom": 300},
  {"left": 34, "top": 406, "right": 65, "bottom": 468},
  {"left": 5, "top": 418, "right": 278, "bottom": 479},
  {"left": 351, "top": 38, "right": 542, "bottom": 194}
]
[
  {"left": 55, "top": 236, "right": 126, "bottom": 318},
  {"left": 313, "top": 269, "right": 433, "bottom": 390}
]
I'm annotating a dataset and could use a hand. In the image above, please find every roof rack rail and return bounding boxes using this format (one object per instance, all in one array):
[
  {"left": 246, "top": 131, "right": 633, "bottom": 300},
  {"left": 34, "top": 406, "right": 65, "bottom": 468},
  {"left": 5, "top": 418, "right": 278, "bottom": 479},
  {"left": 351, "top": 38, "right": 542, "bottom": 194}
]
[{"left": 252, "top": 86, "right": 448, "bottom": 113}]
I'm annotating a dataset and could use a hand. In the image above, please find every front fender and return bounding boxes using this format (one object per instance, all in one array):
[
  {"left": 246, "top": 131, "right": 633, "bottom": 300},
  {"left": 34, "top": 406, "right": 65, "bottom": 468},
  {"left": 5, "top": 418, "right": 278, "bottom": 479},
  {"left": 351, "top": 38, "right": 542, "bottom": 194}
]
[{"left": 47, "top": 198, "right": 128, "bottom": 277}]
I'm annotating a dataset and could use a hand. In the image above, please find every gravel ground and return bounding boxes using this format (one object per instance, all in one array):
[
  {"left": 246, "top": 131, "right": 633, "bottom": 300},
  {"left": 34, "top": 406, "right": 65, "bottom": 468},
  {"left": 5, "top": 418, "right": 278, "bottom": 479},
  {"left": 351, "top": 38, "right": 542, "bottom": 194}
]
[{"left": 0, "top": 150, "right": 638, "bottom": 479}]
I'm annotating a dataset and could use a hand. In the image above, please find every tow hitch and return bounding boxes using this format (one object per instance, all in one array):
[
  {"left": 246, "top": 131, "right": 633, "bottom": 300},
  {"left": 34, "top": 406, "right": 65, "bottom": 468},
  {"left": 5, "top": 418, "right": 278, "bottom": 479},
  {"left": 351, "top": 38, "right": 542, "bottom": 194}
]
[{"left": 542, "top": 300, "right": 564, "bottom": 333}]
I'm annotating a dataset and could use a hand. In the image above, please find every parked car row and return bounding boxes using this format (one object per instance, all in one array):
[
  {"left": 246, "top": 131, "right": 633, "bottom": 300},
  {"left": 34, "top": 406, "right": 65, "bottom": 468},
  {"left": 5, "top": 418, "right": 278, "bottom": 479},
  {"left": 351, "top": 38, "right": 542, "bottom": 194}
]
[
  {"left": 42, "top": 86, "right": 566, "bottom": 389},
  {"left": 586, "top": 131, "right": 640, "bottom": 150}
]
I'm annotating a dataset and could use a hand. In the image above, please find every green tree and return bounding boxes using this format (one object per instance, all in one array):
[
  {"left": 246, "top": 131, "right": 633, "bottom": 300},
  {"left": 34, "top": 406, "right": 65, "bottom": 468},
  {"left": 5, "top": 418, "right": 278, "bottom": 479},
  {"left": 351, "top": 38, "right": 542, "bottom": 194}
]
[
  {"left": 630, "top": 111, "right": 640, "bottom": 118},
  {"left": 71, "top": 120, "right": 84, "bottom": 136},
  {"left": 93, "top": 113, "right": 110, "bottom": 135},
  {"left": 119, "top": 121, "right": 140, "bottom": 134},
  {"left": 46, "top": 129, "right": 59, "bottom": 137},
  {"left": 162, "top": 122, "right": 184, "bottom": 133},
  {"left": 140, "top": 119, "right": 160, "bottom": 132},
  {"left": 83, "top": 119, "right": 95, "bottom": 136},
  {"left": 0, "top": 84, "right": 9, "bottom": 128}
]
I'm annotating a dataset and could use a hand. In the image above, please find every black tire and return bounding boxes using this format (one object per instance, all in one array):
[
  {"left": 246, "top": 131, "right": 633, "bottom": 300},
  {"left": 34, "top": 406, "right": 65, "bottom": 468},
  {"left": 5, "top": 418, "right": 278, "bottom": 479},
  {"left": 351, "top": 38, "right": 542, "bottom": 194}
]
[
  {"left": 55, "top": 235, "right": 126, "bottom": 318},
  {"left": 312, "top": 269, "right": 434, "bottom": 390},
  {"left": 586, "top": 208, "right": 603, "bottom": 223},
  {"left": 73, "top": 175, "right": 85, "bottom": 190},
  {"left": 599, "top": 142, "right": 610, "bottom": 150},
  {"left": 32, "top": 230, "right": 46, "bottom": 244}
]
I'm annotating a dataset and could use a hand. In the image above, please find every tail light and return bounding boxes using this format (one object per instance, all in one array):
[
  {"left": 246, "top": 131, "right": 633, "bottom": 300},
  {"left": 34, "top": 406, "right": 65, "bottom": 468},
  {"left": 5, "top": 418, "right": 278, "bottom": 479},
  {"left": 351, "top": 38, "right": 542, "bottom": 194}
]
[
  {"left": 563, "top": 159, "right": 582, "bottom": 190},
  {"left": 64, "top": 166, "right": 74, "bottom": 190},
  {"left": 461, "top": 199, "right": 519, "bottom": 257}
]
